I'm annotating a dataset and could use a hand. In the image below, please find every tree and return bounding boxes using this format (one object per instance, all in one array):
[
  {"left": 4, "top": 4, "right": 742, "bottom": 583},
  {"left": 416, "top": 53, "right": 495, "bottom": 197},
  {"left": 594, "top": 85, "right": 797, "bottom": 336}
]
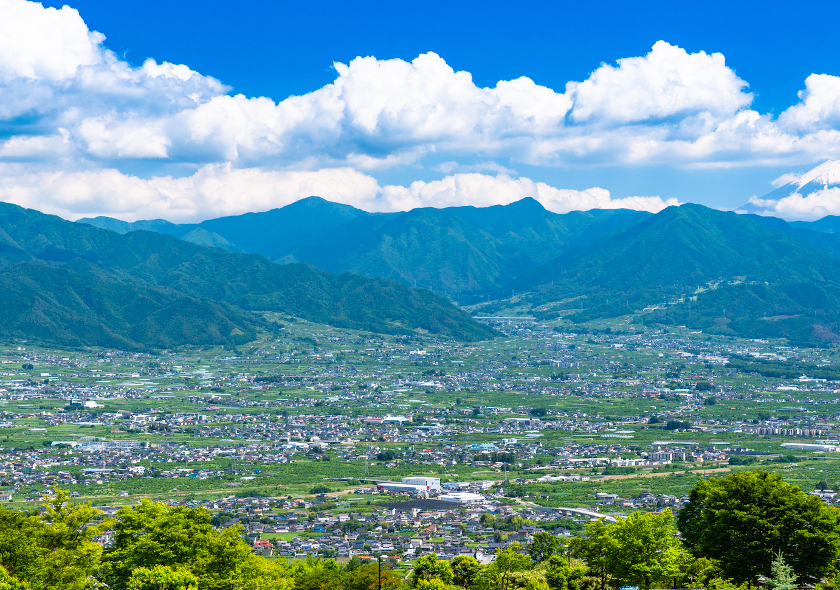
[
  {"left": 528, "top": 532, "right": 562, "bottom": 563},
  {"left": 451, "top": 556, "right": 482, "bottom": 589},
  {"left": 607, "top": 510, "right": 689, "bottom": 590},
  {"left": 0, "top": 508, "right": 47, "bottom": 586},
  {"left": 568, "top": 520, "right": 612, "bottom": 590},
  {"left": 291, "top": 559, "right": 341, "bottom": 590},
  {"left": 677, "top": 470, "right": 840, "bottom": 586},
  {"left": 127, "top": 566, "right": 199, "bottom": 590},
  {"left": 0, "top": 566, "right": 29, "bottom": 590},
  {"left": 544, "top": 556, "right": 586, "bottom": 590},
  {"left": 37, "top": 489, "right": 109, "bottom": 590},
  {"left": 0, "top": 489, "right": 107, "bottom": 590},
  {"left": 344, "top": 563, "right": 400, "bottom": 590},
  {"left": 415, "top": 581, "right": 455, "bottom": 590},
  {"left": 104, "top": 499, "right": 258, "bottom": 590},
  {"left": 766, "top": 553, "right": 797, "bottom": 590},
  {"left": 412, "top": 554, "right": 454, "bottom": 586},
  {"left": 473, "top": 546, "right": 532, "bottom": 590},
  {"left": 570, "top": 512, "right": 688, "bottom": 590}
]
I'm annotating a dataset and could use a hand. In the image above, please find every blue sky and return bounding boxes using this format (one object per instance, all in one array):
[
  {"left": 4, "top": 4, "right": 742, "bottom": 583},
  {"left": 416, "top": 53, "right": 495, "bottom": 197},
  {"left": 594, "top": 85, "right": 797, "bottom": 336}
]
[{"left": 2, "top": 0, "right": 840, "bottom": 221}]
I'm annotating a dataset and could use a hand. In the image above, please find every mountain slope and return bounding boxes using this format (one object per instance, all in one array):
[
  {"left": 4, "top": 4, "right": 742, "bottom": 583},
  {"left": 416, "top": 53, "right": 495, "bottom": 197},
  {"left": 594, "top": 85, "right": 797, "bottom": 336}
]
[
  {"left": 78, "top": 197, "right": 651, "bottom": 297},
  {"left": 76, "top": 216, "right": 194, "bottom": 238},
  {"left": 198, "top": 196, "right": 373, "bottom": 259},
  {"left": 513, "top": 204, "right": 840, "bottom": 344},
  {"left": 288, "top": 198, "right": 650, "bottom": 297},
  {"left": 78, "top": 196, "right": 373, "bottom": 260},
  {"left": 791, "top": 216, "right": 840, "bottom": 234},
  {"left": 0, "top": 203, "right": 497, "bottom": 348}
]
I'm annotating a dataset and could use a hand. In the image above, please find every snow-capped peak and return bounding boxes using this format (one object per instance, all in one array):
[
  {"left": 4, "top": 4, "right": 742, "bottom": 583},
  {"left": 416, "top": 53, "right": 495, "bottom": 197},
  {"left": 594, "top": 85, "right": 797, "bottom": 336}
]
[{"left": 774, "top": 160, "right": 840, "bottom": 191}]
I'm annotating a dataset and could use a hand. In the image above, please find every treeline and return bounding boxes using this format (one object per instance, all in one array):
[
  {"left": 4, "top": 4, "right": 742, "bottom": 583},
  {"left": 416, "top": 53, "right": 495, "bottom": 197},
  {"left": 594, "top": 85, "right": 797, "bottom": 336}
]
[
  {"left": 726, "top": 354, "right": 840, "bottom": 380},
  {"left": 0, "top": 471, "right": 838, "bottom": 590}
]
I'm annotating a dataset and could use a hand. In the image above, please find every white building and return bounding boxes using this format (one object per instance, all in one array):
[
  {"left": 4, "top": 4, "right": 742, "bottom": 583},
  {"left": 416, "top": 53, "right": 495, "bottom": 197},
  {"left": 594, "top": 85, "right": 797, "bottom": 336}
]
[
  {"left": 781, "top": 443, "right": 839, "bottom": 452},
  {"left": 439, "top": 492, "right": 484, "bottom": 504},
  {"left": 402, "top": 477, "right": 441, "bottom": 490}
]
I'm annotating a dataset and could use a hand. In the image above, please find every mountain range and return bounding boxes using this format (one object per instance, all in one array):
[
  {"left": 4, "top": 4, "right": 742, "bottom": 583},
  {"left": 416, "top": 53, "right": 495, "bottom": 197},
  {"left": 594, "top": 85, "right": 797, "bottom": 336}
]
[
  {"left": 0, "top": 203, "right": 497, "bottom": 349},
  {"left": 81, "top": 197, "right": 651, "bottom": 299},
  {"left": 77, "top": 161, "right": 840, "bottom": 346},
  {"left": 1, "top": 159, "right": 835, "bottom": 348}
]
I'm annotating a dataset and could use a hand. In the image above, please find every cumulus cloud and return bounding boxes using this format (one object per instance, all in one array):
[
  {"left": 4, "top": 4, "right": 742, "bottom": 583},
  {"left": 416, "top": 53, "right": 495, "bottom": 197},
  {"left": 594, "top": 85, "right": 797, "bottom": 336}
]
[
  {"left": 3, "top": 0, "right": 840, "bottom": 221},
  {"left": 380, "top": 173, "right": 677, "bottom": 214},
  {"left": 566, "top": 41, "right": 752, "bottom": 125},
  {"left": 0, "top": 0, "right": 103, "bottom": 81},
  {"left": 745, "top": 188, "right": 840, "bottom": 221},
  {"left": 0, "top": 164, "right": 380, "bottom": 221},
  {"left": 778, "top": 74, "right": 840, "bottom": 133},
  {"left": 0, "top": 164, "right": 674, "bottom": 222}
]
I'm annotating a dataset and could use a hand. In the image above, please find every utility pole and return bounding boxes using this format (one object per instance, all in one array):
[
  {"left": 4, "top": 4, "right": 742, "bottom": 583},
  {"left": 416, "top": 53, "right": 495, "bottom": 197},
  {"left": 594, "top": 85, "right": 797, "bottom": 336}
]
[
  {"left": 364, "top": 446, "right": 371, "bottom": 478},
  {"left": 378, "top": 553, "right": 382, "bottom": 590}
]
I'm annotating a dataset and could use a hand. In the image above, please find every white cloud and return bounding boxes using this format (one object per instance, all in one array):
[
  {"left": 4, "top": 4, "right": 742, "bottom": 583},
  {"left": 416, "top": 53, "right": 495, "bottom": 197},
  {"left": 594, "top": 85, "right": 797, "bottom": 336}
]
[
  {"left": 4, "top": 0, "right": 840, "bottom": 220},
  {"left": 566, "top": 41, "right": 752, "bottom": 125},
  {"left": 778, "top": 74, "right": 840, "bottom": 133},
  {"left": 746, "top": 188, "right": 840, "bottom": 221},
  {"left": 0, "top": 0, "right": 103, "bottom": 81},
  {"left": 0, "top": 164, "right": 674, "bottom": 222},
  {"left": 0, "top": 164, "right": 381, "bottom": 221},
  {"left": 771, "top": 172, "right": 802, "bottom": 188},
  {"left": 379, "top": 173, "right": 677, "bottom": 214}
]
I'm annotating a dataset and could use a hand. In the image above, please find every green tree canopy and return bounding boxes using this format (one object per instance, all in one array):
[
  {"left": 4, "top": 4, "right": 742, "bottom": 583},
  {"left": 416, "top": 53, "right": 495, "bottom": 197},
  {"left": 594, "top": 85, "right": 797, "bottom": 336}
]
[
  {"left": 0, "top": 489, "right": 106, "bottom": 590},
  {"left": 473, "top": 546, "right": 532, "bottom": 590},
  {"left": 127, "top": 566, "right": 199, "bottom": 590},
  {"left": 528, "top": 532, "right": 563, "bottom": 563},
  {"left": 343, "top": 562, "right": 400, "bottom": 590},
  {"left": 676, "top": 470, "right": 840, "bottom": 586},
  {"left": 450, "top": 556, "right": 483, "bottom": 590},
  {"left": 544, "top": 556, "right": 586, "bottom": 590},
  {"left": 607, "top": 510, "right": 689, "bottom": 590},
  {"left": 412, "top": 554, "right": 454, "bottom": 587},
  {"left": 103, "top": 499, "right": 266, "bottom": 590},
  {"left": 0, "top": 566, "right": 30, "bottom": 590},
  {"left": 570, "top": 511, "right": 688, "bottom": 590},
  {"left": 766, "top": 553, "right": 797, "bottom": 590}
]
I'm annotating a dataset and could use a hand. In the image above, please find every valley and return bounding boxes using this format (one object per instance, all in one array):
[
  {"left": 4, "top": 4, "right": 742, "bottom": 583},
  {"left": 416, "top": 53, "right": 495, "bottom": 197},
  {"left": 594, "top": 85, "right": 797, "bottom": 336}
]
[{"left": 4, "top": 312, "right": 840, "bottom": 537}]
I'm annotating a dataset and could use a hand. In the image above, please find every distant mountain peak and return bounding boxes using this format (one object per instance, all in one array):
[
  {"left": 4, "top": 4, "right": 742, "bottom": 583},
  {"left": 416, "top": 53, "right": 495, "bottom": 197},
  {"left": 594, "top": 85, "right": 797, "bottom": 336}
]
[
  {"left": 780, "top": 159, "right": 840, "bottom": 190},
  {"left": 737, "top": 160, "right": 840, "bottom": 218}
]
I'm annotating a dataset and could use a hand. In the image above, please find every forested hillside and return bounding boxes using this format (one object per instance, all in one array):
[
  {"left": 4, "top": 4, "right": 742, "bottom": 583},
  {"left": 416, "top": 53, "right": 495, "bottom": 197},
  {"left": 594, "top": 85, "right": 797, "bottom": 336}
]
[{"left": 0, "top": 203, "right": 497, "bottom": 349}]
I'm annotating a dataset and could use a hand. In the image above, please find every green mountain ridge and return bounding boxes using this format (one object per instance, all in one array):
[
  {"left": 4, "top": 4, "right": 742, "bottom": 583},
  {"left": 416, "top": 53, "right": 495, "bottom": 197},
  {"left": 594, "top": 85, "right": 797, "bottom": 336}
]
[
  {"left": 75, "top": 197, "right": 840, "bottom": 345},
  {"left": 1, "top": 203, "right": 497, "bottom": 349},
  {"left": 81, "top": 197, "right": 651, "bottom": 298},
  {"left": 511, "top": 204, "right": 840, "bottom": 345},
  {"left": 286, "top": 198, "right": 652, "bottom": 299}
]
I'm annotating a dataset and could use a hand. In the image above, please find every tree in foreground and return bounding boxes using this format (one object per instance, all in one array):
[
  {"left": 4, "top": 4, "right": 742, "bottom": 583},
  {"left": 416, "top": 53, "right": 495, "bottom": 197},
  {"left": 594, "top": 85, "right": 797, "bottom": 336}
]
[
  {"left": 473, "top": 545, "right": 533, "bottom": 590},
  {"left": 127, "top": 565, "right": 198, "bottom": 590},
  {"left": 0, "top": 489, "right": 107, "bottom": 590},
  {"left": 543, "top": 555, "right": 586, "bottom": 590},
  {"left": 528, "top": 532, "right": 563, "bottom": 563},
  {"left": 451, "top": 556, "right": 483, "bottom": 590},
  {"left": 676, "top": 470, "right": 840, "bottom": 586},
  {"left": 569, "top": 510, "right": 688, "bottom": 590},
  {"left": 103, "top": 499, "right": 292, "bottom": 590},
  {"left": 765, "top": 553, "right": 797, "bottom": 590},
  {"left": 412, "top": 553, "right": 454, "bottom": 587},
  {"left": 0, "top": 566, "right": 29, "bottom": 590}
]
